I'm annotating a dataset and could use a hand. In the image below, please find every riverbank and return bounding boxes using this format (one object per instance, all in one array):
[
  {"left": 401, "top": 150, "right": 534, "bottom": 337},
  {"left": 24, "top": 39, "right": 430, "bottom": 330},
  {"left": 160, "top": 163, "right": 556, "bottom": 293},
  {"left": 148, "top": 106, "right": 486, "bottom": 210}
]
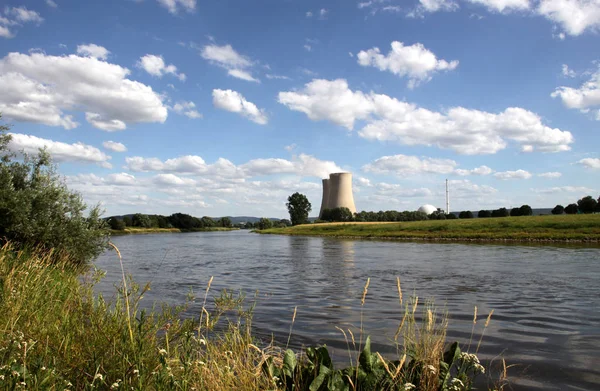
[
  {"left": 258, "top": 214, "right": 600, "bottom": 242},
  {"left": 110, "top": 227, "right": 239, "bottom": 235},
  {"left": 0, "top": 243, "right": 497, "bottom": 390}
]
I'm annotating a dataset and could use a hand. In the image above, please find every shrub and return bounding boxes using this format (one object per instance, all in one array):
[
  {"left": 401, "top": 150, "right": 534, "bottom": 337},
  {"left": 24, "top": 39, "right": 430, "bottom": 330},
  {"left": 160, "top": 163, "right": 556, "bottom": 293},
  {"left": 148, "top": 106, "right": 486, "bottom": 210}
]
[
  {"left": 491, "top": 208, "right": 509, "bottom": 218},
  {"left": 107, "top": 217, "right": 126, "bottom": 231},
  {"left": 0, "top": 119, "right": 108, "bottom": 264},
  {"left": 459, "top": 211, "right": 474, "bottom": 219},
  {"left": 577, "top": 196, "right": 598, "bottom": 214},
  {"left": 257, "top": 217, "right": 273, "bottom": 230},
  {"left": 478, "top": 210, "right": 491, "bottom": 218},
  {"left": 551, "top": 205, "right": 564, "bottom": 215}
]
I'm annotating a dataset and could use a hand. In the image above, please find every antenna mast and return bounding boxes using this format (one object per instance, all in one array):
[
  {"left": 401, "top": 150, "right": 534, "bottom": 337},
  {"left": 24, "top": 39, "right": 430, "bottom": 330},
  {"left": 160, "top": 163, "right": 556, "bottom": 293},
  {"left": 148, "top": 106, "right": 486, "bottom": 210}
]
[{"left": 445, "top": 179, "right": 450, "bottom": 215}]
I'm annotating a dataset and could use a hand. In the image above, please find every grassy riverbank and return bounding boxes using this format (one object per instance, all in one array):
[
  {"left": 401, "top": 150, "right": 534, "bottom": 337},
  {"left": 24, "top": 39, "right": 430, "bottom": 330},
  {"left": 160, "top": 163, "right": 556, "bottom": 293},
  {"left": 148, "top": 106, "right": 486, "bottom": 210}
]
[
  {"left": 111, "top": 227, "right": 239, "bottom": 235},
  {"left": 0, "top": 243, "right": 502, "bottom": 390},
  {"left": 258, "top": 214, "right": 600, "bottom": 242}
]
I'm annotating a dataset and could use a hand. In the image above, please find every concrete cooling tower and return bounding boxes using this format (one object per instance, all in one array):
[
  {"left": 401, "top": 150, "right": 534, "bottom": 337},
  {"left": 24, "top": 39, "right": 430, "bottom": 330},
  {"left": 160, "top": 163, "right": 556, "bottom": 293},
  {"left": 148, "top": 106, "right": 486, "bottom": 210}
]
[{"left": 319, "top": 172, "right": 357, "bottom": 218}]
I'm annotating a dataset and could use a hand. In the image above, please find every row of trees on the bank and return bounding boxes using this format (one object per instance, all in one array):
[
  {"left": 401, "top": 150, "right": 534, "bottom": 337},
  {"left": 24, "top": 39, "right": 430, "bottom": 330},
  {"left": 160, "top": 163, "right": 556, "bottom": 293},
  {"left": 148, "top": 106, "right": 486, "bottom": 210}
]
[
  {"left": 107, "top": 213, "right": 234, "bottom": 231},
  {"left": 552, "top": 195, "right": 600, "bottom": 215}
]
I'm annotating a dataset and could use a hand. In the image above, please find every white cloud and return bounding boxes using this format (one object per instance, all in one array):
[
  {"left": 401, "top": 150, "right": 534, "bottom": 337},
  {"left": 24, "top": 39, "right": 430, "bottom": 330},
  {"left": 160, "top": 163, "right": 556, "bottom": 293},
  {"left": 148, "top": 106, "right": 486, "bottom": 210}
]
[
  {"left": 266, "top": 74, "right": 291, "bottom": 80},
  {"left": 409, "top": 0, "right": 459, "bottom": 17},
  {"left": 538, "top": 0, "right": 600, "bottom": 36},
  {"left": 319, "top": 8, "right": 329, "bottom": 18},
  {"left": 357, "top": 41, "right": 458, "bottom": 88},
  {"left": 304, "top": 44, "right": 312, "bottom": 52},
  {"left": 85, "top": 113, "right": 126, "bottom": 131},
  {"left": 200, "top": 44, "right": 259, "bottom": 82},
  {"left": 375, "top": 183, "right": 434, "bottom": 197},
  {"left": 538, "top": 171, "right": 562, "bottom": 178},
  {"left": 102, "top": 141, "right": 127, "bottom": 152},
  {"left": 454, "top": 165, "right": 494, "bottom": 176},
  {"left": 284, "top": 143, "right": 296, "bottom": 151},
  {"left": 153, "top": 173, "right": 196, "bottom": 186},
  {"left": 172, "top": 101, "right": 202, "bottom": 119},
  {"left": 106, "top": 173, "right": 137, "bottom": 186},
  {"left": 533, "top": 186, "right": 594, "bottom": 193},
  {"left": 7, "top": 133, "right": 111, "bottom": 167},
  {"left": 447, "top": 179, "right": 498, "bottom": 197},
  {"left": 227, "top": 69, "right": 259, "bottom": 83},
  {"left": 77, "top": 43, "right": 110, "bottom": 60},
  {"left": 279, "top": 79, "right": 574, "bottom": 154},
  {"left": 0, "top": 51, "right": 167, "bottom": 130},
  {"left": 125, "top": 153, "right": 341, "bottom": 180},
  {"left": 0, "top": 25, "right": 13, "bottom": 39},
  {"left": 5, "top": 6, "right": 44, "bottom": 24},
  {"left": 212, "top": 89, "right": 267, "bottom": 125},
  {"left": 46, "top": 0, "right": 58, "bottom": 8},
  {"left": 306, "top": 11, "right": 313, "bottom": 17},
  {"left": 562, "top": 64, "right": 576, "bottom": 77},
  {"left": 363, "top": 154, "right": 457, "bottom": 175},
  {"left": 137, "top": 54, "right": 186, "bottom": 81},
  {"left": 156, "top": 0, "right": 196, "bottom": 14},
  {"left": 552, "top": 67, "right": 600, "bottom": 117},
  {"left": 577, "top": 157, "right": 600, "bottom": 169},
  {"left": 467, "top": 0, "right": 531, "bottom": 13},
  {"left": 493, "top": 169, "right": 532, "bottom": 180}
]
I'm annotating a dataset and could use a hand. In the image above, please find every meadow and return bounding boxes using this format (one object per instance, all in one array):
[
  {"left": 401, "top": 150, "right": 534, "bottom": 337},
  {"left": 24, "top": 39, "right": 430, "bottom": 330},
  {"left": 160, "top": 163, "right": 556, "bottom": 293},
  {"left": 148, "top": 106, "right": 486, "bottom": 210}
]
[{"left": 259, "top": 214, "right": 600, "bottom": 242}]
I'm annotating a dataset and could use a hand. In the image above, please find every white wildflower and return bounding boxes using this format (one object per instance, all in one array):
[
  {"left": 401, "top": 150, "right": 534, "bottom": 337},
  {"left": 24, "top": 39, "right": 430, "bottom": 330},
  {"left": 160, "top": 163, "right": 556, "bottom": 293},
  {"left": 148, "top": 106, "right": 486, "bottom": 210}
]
[
  {"left": 426, "top": 364, "right": 437, "bottom": 374},
  {"left": 158, "top": 349, "right": 167, "bottom": 356},
  {"left": 404, "top": 383, "right": 416, "bottom": 390},
  {"left": 94, "top": 373, "right": 103, "bottom": 381}
]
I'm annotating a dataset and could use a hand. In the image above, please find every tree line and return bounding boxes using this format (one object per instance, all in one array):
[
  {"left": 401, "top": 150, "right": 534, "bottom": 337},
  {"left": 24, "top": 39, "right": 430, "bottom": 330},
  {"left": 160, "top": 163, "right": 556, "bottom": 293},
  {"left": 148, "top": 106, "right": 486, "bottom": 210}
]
[
  {"left": 551, "top": 195, "right": 600, "bottom": 215},
  {"left": 106, "top": 213, "right": 234, "bottom": 231}
]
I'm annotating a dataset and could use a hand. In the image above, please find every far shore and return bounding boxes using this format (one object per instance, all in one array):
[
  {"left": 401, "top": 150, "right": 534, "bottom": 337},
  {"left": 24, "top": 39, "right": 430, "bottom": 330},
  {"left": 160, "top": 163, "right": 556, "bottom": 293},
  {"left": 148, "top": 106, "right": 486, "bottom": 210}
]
[
  {"left": 110, "top": 227, "right": 239, "bottom": 235},
  {"left": 257, "top": 214, "right": 600, "bottom": 243}
]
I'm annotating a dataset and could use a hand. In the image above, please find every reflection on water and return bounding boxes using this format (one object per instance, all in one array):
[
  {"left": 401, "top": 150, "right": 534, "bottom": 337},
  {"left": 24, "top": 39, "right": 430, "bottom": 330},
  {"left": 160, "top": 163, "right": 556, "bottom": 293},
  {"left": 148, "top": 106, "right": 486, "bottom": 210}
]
[{"left": 94, "top": 231, "right": 600, "bottom": 391}]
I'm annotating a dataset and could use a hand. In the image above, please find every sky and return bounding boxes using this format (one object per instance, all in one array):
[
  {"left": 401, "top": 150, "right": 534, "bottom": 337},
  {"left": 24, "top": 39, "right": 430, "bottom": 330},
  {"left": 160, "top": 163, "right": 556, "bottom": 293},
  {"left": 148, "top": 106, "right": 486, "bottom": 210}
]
[{"left": 1, "top": 0, "right": 599, "bottom": 218}]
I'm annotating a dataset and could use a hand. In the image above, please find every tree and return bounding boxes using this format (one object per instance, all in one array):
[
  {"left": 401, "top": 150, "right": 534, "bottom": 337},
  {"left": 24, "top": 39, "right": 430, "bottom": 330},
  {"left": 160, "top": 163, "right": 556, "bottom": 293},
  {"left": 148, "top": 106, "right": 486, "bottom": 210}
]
[
  {"left": 491, "top": 208, "right": 509, "bottom": 218},
  {"left": 565, "top": 203, "right": 579, "bottom": 214},
  {"left": 123, "top": 215, "right": 133, "bottom": 227},
  {"left": 551, "top": 205, "right": 564, "bottom": 215},
  {"left": 286, "top": 192, "right": 312, "bottom": 226},
  {"left": 478, "top": 210, "right": 491, "bottom": 218},
  {"left": 0, "top": 116, "right": 109, "bottom": 264},
  {"left": 510, "top": 207, "right": 522, "bottom": 217},
  {"left": 446, "top": 213, "right": 457, "bottom": 220},
  {"left": 219, "top": 217, "right": 232, "bottom": 228},
  {"left": 257, "top": 218, "right": 273, "bottom": 230},
  {"left": 459, "top": 211, "right": 474, "bottom": 219},
  {"left": 107, "top": 217, "right": 126, "bottom": 231},
  {"left": 132, "top": 213, "right": 152, "bottom": 228},
  {"left": 577, "top": 196, "right": 598, "bottom": 214},
  {"left": 519, "top": 205, "right": 533, "bottom": 216},
  {"left": 428, "top": 209, "right": 446, "bottom": 220}
]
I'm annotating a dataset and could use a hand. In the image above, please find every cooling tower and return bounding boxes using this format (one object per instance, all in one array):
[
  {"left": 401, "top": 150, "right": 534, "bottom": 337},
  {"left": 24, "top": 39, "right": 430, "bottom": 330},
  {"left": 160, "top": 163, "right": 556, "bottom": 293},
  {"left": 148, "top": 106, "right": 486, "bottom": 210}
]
[
  {"left": 327, "top": 172, "right": 357, "bottom": 214},
  {"left": 319, "top": 178, "right": 331, "bottom": 218}
]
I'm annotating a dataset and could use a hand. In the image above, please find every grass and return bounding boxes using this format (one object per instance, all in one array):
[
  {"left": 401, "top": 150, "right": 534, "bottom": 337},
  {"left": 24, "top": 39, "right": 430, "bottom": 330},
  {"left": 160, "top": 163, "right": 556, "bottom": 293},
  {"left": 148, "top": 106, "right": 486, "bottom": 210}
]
[
  {"left": 111, "top": 227, "right": 239, "bottom": 235},
  {"left": 0, "top": 243, "right": 506, "bottom": 390},
  {"left": 258, "top": 214, "right": 600, "bottom": 242}
]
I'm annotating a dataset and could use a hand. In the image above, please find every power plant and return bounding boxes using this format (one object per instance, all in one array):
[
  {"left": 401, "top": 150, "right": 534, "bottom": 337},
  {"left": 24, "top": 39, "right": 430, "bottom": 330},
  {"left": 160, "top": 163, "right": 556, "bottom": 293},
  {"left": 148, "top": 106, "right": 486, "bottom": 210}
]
[{"left": 319, "top": 172, "right": 357, "bottom": 218}]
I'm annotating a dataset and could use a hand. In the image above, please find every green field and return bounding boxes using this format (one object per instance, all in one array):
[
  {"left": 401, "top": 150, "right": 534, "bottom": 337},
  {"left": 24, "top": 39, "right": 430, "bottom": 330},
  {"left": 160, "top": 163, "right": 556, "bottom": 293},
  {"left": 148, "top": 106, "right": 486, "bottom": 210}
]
[
  {"left": 259, "top": 214, "right": 600, "bottom": 242},
  {"left": 111, "top": 227, "right": 239, "bottom": 235}
]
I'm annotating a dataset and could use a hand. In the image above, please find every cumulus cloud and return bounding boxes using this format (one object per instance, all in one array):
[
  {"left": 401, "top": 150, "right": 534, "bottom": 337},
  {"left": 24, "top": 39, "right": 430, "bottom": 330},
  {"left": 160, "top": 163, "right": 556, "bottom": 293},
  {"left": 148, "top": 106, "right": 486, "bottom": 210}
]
[
  {"left": 212, "top": 89, "right": 267, "bottom": 124},
  {"left": 200, "top": 44, "right": 259, "bottom": 82},
  {"left": 0, "top": 51, "right": 167, "bottom": 130},
  {"left": 562, "top": 64, "right": 576, "bottom": 78},
  {"left": 409, "top": 0, "right": 459, "bottom": 17},
  {"left": 375, "top": 183, "right": 434, "bottom": 197},
  {"left": 537, "top": 0, "right": 600, "bottom": 36},
  {"left": 7, "top": 133, "right": 111, "bottom": 167},
  {"left": 5, "top": 6, "right": 44, "bottom": 23},
  {"left": 356, "top": 41, "right": 458, "bottom": 88},
  {"left": 454, "top": 165, "right": 494, "bottom": 176},
  {"left": 45, "top": 0, "right": 58, "bottom": 8},
  {"left": 137, "top": 54, "right": 186, "bottom": 81},
  {"left": 538, "top": 171, "right": 562, "bottom": 178},
  {"left": 466, "top": 0, "right": 531, "bottom": 13},
  {"left": 125, "top": 153, "right": 341, "bottom": 179},
  {"left": 102, "top": 141, "right": 127, "bottom": 152},
  {"left": 447, "top": 179, "right": 498, "bottom": 197},
  {"left": 172, "top": 101, "right": 202, "bottom": 119},
  {"left": 493, "top": 169, "right": 532, "bottom": 179},
  {"left": 266, "top": 74, "right": 291, "bottom": 80},
  {"left": 156, "top": 0, "right": 196, "bottom": 14},
  {"left": 577, "top": 157, "right": 600, "bottom": 169},
  {"left": 77, "top": 43, "right": 110, "bottom": 60},
  {"left": 278, "top": 79, "right": 573, "bottom": 154},
  {"left": 552, "top": 67, "right": 600, "bottom": 118},
  {"left": 363, "top": 154, "right": 457, "bottom": 175}
]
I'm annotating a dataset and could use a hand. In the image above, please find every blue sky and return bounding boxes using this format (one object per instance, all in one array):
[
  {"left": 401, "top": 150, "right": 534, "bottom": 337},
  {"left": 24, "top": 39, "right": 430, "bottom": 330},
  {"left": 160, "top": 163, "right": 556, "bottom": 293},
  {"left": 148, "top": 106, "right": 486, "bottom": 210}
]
[{"left": 1, "top": 0, "right": 599, "bottom": 218}]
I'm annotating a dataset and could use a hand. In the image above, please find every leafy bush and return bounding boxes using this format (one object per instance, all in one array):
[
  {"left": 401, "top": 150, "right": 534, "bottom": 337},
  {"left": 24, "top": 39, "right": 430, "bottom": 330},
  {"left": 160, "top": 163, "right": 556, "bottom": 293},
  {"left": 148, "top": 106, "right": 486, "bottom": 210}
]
[
  {"left": 321, "top": 207, "right": 353, "bottom": 222},
  {"left": 0, "top": 119, "right": 108, "bottom": 264},
  {"left": 565, "top": 203, "right": 579, "bottom": 215},
  {"left": 107, "top": 217, "right": 126, "bottom": 231},
  {"left": 478, "top": 210, "right": 491, "bottom": 218},
  {"left": 459, "top": 211, "right": 474, "bottom": 219},
  {"left": 257, "top": 217, "right": 273, "bottom": 230},
  {"left": 551, "top": 205, "right": 564, "bottom": 215}
]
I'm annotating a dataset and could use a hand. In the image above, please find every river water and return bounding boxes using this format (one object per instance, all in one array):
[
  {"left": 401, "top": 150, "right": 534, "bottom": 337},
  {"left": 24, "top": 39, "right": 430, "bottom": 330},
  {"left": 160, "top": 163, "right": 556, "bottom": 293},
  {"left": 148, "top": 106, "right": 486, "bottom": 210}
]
[{"left": 94, "top": 230, "right": 600, "bottom": 390}]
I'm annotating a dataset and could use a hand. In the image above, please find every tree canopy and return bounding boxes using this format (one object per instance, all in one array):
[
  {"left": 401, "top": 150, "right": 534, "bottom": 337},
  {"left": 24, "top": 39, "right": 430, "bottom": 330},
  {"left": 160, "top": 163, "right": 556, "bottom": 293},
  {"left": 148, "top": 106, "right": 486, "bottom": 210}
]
[
  {"left": 0, "top": 116, "right": 109, "bottom": 264},
  {"left": 286, "top": 192, "right": 312, "bottom": 226}
]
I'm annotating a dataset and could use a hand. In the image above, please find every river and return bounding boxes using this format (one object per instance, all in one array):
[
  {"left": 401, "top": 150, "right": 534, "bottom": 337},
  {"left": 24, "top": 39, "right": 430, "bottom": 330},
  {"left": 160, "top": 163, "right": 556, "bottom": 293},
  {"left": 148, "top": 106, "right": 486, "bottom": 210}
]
[{"left": 94, "top": 230, "right": 600, "bottom": 390}]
